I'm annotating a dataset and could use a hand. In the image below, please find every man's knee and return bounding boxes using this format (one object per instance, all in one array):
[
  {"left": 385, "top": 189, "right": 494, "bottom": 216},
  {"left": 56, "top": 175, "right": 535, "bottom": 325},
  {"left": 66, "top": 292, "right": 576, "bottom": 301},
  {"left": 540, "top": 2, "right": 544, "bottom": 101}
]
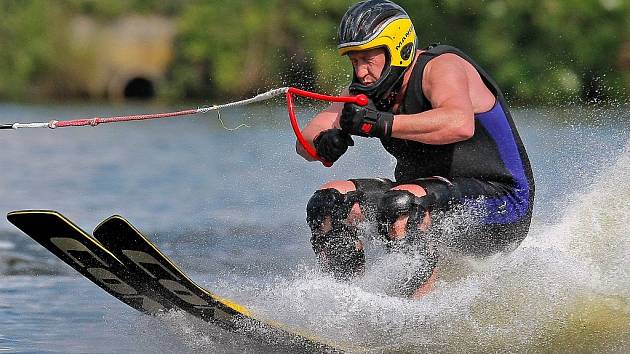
[
  {"left": 306, "top": 183, "right": 366, "bottom": 280},
  {"left": 318, "top": 180, "right": 357, "bottom": 194},
  {"left": 376, "top": 188, "right": 439, "bottom": 297},
  {"left": 306, "top": 181, "right": 363, "bottom": 232},
  {"left": 376, "top": 188, "right": 434, "bottom": 244},
  {"left": 390, "top": 184, "right": 427, "bottom": 197}
]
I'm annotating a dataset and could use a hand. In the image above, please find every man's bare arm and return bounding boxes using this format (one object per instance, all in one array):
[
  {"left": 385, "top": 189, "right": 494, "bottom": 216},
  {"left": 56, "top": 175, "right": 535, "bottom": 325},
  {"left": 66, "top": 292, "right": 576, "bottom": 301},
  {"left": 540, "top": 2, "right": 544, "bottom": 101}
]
[{"left": 391, "top": 54, "right": 477, "bottom": 145}]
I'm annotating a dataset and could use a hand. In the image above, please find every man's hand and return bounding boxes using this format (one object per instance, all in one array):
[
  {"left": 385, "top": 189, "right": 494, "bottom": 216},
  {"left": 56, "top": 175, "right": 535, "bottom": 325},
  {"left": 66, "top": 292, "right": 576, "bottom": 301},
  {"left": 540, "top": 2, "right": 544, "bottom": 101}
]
[
  {"left": 313, "top": 129, "right": 354, "bottom": 163},
  {"left": 340, "top": 102, "right": 394, "bottom": 138}
]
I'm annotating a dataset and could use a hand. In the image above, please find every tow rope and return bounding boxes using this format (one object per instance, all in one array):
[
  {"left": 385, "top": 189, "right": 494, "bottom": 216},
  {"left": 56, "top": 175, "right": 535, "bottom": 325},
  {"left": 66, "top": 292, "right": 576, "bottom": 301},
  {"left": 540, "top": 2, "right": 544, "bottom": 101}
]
[{"left": 1, "top": 87, "right": 368, "bottom": 166}]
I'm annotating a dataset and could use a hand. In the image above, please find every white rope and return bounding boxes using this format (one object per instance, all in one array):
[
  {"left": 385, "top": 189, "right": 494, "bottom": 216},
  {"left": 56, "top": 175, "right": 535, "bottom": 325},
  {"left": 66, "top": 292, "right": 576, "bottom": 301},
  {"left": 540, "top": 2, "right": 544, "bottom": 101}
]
[
  {"left": 195, "top": 87, "right": 289, "bottom": 113},
  {"left": 2, "top": 87, "right": 290, "bottom": 130},
  {"left": 216, "top": 111, "right": 250, "bottom": 131},
  {"left": 197, "top": 87, "right": 289, "bottom": 131},
  {"left": 11, "top": 122, "right": 50, "bottom": 129}
]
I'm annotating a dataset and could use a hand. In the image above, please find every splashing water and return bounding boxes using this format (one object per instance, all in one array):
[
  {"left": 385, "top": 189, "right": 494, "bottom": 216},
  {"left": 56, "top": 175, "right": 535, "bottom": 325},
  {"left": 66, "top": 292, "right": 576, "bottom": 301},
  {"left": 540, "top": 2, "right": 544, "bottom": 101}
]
[
  {"left": 242, "top": 144, "right": 629, "bottom": 352},
  {"left": 134, "top": 143, "right": 629, "bottom": 352}
]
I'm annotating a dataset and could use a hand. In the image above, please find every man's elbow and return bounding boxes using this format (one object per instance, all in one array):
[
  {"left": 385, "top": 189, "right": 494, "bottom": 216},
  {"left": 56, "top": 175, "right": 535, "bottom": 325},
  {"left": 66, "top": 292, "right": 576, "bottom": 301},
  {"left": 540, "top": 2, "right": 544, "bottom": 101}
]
[
  {"left": 455, "top": 123, "right": 475, "bottom": 140},
  {"left": 452, "top": 114, "right": 475, "bottom": 141}
]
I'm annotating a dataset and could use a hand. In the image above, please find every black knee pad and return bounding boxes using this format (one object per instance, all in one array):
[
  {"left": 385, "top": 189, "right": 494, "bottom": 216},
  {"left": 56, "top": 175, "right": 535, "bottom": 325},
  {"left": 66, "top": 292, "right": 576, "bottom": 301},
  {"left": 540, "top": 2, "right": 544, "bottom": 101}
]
[
  {"left": 376, "top": 190, "right": 434, "bottom": 244},
  {"left": 306, "top": 188, "right": 364, "bottom": 231},
  {"left": 306, "top": 188, "right": 365, "bottom": 280}
]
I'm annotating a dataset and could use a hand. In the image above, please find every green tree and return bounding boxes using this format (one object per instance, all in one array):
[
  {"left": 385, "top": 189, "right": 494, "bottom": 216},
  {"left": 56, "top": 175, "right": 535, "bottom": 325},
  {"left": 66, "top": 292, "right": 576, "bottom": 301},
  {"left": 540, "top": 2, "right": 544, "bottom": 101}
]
[
  {"left": 469, "top": 0, "right": 629, "bottom": 104},
  {"left": 168, "top": 0, "right": 352, "bottom": 99},
  {"left": 0, "top": 1, "right": 68, "bottom": 100},
  {"left": 0, "top": 0, "right": 628, "bottom": 104}
]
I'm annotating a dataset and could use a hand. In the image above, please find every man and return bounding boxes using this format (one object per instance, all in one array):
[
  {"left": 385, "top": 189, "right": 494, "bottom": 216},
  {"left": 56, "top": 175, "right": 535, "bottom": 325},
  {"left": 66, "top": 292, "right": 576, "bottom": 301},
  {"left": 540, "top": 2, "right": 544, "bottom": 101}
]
[{"left": 297, "top": 0, "right": 534, "bottom": 298}]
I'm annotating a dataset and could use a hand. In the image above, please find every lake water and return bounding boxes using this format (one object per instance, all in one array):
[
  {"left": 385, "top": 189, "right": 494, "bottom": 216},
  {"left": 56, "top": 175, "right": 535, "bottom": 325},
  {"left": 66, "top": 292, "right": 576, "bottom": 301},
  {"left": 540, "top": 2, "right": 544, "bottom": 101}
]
[{"left": 0, "top": 100, "right": 628, "bottom": 353}]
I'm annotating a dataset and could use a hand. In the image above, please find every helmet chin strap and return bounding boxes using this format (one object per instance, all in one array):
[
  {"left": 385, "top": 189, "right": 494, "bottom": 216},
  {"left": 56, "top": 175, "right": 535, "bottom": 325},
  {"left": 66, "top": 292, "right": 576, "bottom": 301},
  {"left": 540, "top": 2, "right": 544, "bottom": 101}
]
[
  {"left": 350, "top": 69, "right": 405, "bottom": 112},
  {"left": 376, "top": 79, "right": 404, "bottom": 111},
  {"left": 348, "top": 51, "right": 410, "bottom": 111}
]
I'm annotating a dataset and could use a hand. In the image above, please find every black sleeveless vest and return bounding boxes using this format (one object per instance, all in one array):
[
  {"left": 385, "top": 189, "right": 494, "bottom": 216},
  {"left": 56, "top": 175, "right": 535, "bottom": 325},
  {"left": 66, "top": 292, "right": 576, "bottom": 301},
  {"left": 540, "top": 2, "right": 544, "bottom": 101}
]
[{"left": 381, "top": 45, "right": 534, "bottom": 196}]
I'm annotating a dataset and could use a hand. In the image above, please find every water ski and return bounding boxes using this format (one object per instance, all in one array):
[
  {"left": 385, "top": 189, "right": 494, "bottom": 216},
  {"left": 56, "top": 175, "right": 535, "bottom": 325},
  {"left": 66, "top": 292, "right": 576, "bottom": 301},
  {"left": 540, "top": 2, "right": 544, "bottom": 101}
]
[{"left": 7, "top": 210, "right": 339, "bottom": 352}]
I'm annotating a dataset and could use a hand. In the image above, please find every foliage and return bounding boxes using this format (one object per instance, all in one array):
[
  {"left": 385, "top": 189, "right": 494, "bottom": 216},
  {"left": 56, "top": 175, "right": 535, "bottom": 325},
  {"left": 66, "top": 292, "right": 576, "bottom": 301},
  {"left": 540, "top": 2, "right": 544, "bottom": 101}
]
[
  {"left": 169, "top": 0, "right": 351, "bottom": 99},
  {"left": 0, "top": 0, "right": 68, "bottom": 99},
  {"left": 463, "top": 0, "right": 630, "bottom": 103},
  {"left": 0, "top": 0, "right": 628, "bottom": 104}
]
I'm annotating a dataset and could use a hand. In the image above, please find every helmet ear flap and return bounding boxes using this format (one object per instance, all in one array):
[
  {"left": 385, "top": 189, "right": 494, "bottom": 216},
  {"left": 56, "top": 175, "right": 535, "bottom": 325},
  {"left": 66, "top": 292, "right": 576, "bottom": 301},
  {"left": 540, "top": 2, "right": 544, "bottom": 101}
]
[{"left": 400, "top": 43, "right": 414, "bottom": 63}]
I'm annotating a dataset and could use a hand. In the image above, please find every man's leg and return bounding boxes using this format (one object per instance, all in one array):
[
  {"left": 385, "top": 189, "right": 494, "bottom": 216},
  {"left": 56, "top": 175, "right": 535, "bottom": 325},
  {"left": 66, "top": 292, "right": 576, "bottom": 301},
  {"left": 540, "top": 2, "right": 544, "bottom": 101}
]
[
  {"left": 422, "top": 176, "right": 531, "bottom": 256},
  {"left": 306, "top": 179, "right": 392, "bottom": 280},
  {"left": 376, "top": 184, "right": 439, "bottom": 299},
  {"left": 375, "top": 176, "right": 532, "bottom": 298}
]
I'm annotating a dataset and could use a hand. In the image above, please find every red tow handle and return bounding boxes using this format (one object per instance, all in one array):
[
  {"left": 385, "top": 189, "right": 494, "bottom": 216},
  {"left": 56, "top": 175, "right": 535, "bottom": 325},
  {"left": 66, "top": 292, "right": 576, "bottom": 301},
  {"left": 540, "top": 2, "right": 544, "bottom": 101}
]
[{"left": 286, "top": 87, "right": 368, "bottom": 167}]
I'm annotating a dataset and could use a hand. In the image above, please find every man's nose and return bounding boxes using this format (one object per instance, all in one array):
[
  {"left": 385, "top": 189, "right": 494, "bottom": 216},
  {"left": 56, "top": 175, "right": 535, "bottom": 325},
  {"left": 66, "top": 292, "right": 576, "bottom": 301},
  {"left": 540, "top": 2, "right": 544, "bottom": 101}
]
[{"left": 355, "top": 64, "right": 369, "bottom": 81}]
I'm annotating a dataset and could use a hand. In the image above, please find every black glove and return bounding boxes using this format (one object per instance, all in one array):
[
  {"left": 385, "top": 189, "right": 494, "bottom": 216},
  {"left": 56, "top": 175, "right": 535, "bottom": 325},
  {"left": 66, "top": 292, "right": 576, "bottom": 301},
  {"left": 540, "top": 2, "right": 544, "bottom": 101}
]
[
  {"left": 340, "top": 101, "right": 394, "bottom": 138},
  {"left": 313, "top": 128, "right": 354, "bottom": 163}
]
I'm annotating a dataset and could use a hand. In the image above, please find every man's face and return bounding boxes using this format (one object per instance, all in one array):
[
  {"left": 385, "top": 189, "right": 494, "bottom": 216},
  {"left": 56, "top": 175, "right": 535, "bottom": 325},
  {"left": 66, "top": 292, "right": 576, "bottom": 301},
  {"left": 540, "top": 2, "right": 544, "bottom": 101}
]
[{"left": 348, "top": 48, "right": 386, "bottom": 86}]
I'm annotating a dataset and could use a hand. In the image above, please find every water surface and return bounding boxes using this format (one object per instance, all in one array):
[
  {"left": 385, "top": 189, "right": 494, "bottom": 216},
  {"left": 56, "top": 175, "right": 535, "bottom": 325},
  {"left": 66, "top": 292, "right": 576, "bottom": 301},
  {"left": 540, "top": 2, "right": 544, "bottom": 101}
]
[{"left": 0, "top": 102, "right": 628, "bottom": 352}]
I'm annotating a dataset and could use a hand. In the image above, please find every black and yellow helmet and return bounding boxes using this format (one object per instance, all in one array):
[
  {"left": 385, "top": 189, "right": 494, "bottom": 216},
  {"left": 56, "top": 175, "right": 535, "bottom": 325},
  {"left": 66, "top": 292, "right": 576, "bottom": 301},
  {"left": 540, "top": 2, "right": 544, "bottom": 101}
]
[{"left": 338, "top": 0, "right": 417, "bottom": 109}]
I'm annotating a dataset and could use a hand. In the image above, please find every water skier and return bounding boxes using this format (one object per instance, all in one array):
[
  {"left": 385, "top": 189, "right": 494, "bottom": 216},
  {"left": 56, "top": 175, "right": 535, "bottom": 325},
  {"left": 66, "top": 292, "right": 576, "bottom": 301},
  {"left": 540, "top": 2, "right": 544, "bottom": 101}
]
[{"left": 297, "top": 0, "right": 535, "bottom": 298}]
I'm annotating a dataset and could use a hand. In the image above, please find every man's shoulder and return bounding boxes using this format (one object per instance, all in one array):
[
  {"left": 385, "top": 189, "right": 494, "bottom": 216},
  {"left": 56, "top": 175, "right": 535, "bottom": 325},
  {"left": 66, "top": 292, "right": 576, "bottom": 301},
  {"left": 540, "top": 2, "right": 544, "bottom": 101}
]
[
  {"left": 428, "top": 52, "right": 467, "bottom": 66},
  {"left": 423, "top": 52, "right": 469, "bottom": 81}
]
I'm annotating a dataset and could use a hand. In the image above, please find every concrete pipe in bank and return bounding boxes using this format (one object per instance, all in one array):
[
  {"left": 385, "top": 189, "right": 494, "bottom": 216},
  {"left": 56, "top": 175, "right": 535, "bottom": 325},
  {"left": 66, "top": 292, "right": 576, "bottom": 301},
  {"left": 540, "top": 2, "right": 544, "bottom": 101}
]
[
  {"left": 107, "top": 74, "right": 158, "bottom": 101},
  {"left": 70, "top": 15, "right": 175, "bottom": 101}
]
